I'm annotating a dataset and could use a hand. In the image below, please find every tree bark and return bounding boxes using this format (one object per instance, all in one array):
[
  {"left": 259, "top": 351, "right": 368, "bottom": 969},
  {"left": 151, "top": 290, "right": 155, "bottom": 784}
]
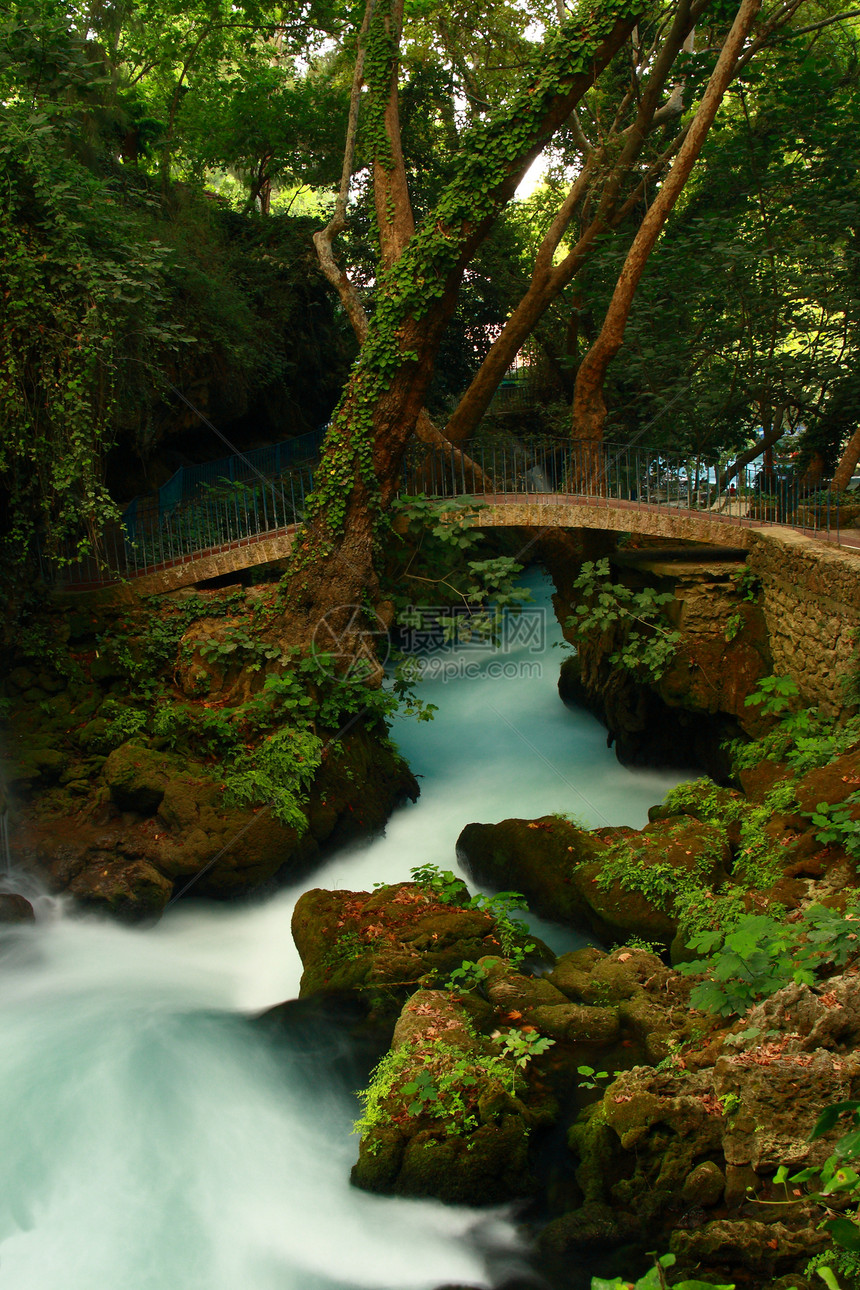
[
  {"left": 312, "top": 0, "right": 374, "bottom": 343},
  {"left": 444, "top": 0, "right": 702, "bottom": 445},
  {"left": 832, "top": 426, "right": 860, "bottom": 493},
  {"left": 720, "top": 409, "right": 785, "bottom": 492},
  {"left": 570, "top": 0, "right": 763, "bottom": 449},
  {"left": 372, "top": 0, "right": 416, "bottom": 268},
  {"left": 278, "top": 3, "right": 643, "bottom": 646}
]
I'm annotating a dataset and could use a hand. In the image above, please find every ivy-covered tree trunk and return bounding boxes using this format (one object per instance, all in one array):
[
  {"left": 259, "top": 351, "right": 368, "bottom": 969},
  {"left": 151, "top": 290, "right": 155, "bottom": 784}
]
[{"left": 277, "top": 0, "right": 642, "bottom": 649}]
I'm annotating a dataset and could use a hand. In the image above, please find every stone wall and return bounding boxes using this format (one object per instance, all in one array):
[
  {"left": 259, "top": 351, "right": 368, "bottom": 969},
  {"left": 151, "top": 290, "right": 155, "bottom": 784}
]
[
  {"left": 608, "top": 529, "right": 860, "bottom": 720},
  {"left": 747, "top": 528, "right": 860, "bottom": 715}
]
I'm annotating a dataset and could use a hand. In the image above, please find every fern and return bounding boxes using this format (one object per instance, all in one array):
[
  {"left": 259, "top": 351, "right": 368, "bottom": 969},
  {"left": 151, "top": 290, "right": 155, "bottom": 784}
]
[{"left": 222, "top": 728, "right": 322, "bottom": 832}]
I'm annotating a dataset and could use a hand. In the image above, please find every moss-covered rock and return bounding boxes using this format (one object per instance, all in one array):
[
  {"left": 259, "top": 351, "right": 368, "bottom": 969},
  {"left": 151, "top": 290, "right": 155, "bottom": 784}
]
[
  {"left": 456, "top": 815, "right": 607, "bottom": 926},
  {"left": 458, "top": 814, "right": 730, "bottom": 948},
  {"left": 66, "top": 856, "right": 173, "bottom": 921},
  {"left": 351, "top": 989, "right": 556, "bottom": 1204},
  {"left": 102, "top": 743, "right": 173, "bottom": 814},
  {"left": 552, "top": 972, "right": 860, "bottom": 1285},
  {"left": 670, "top": 1219, "right": 829, "bottom": 1274},
  {"left": 292, "top": 884, "right": 502, "bottom": 1003}
]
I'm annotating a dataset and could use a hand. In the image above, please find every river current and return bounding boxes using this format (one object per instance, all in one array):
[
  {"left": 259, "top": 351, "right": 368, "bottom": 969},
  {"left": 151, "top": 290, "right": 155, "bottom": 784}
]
[{"left": 0, "top": 572, "right": 685, "bottom": 1289}]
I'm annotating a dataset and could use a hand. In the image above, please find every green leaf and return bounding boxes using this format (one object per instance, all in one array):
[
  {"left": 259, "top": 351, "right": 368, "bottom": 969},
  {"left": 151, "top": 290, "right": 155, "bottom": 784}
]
[
  {"left": 810, "top": 1102, "right": 860, "bottom": 1140},
  {"left": 823, "top": 1216, "right": 860, "bottom": 1252}
]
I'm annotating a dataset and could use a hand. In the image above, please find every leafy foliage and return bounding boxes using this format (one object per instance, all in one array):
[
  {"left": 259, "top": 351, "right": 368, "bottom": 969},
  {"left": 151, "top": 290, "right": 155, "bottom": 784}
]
[
  {"left": 744, "top": 674, "right": 801, "bottom": 718},
  {"left": 679, "top": 902, "right": 860, "bottom": 1017},
  {"left": 810, "top": 798, "right": 860, "bottom": 862},
  {"left": 353, "top": 1022, "right": 553, "bottom": 1142},
  {"left": 591, "top": 1251, "right": 734, "bottom": 1290},
  {"left": 222, "top": 727, "right": 323, "bottom": 831},
  {"left": 728, "top": 703, "right": 860, "bottom": 775},
  {"left": 566, "top": 559, "right": 681, "bottom": 684},
  {"left": 779, "top": 1102, "right": 860, "bottom": 1277}
]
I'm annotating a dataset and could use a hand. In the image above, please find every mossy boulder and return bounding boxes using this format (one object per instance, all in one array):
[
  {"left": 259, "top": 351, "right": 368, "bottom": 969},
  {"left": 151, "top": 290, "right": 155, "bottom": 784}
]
[
  {"left": 0, "top": 894, "right": 35, "bottom": 923},
  {"left": 459, "top": 815, "right": 729, "bottom": 948},
  {"left": 292, "top": 884, "right": 502, "bottom": 1002},
  {"left": 351, "top": 989, "right": 555, "bottom": 1204},
  {"left": 456, "top": 815, "right": 606, "bottom": 926},
  {"left": 552, "top": 972, "right": 860, "bottom": 1284},
  {"left": 18, "top": 721, "right": 418, "bottom": 915},
  {"left": 793, "top": 746, "right": 860, "bottom": 815},
  {"left": 480, "top": 955, "right": 622, "bottom": 1047},
  {"left": 670, "top": 1219, "right": 829, "bottom": 1274},
  {"left": 102, "top": 743, "right": 173, "bottom": 815},
  {"left": 305, "top": 730, "right": 418, "bottom": 850},
  {"left": 568, "top": 815, "right": 729, "bottom": 947},
  {"left": 3, "top": 744, "right": 69, "bottom": 792},
  {"left": 66, "top": 856, "right": 173, "bottom": 921}
]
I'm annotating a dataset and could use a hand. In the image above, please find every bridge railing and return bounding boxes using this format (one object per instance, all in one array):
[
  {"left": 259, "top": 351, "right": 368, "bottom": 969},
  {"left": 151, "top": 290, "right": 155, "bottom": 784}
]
[
  {"left": 55, "top": 436, "right": 840, "bottom": 588},
  {"left": 400, "top": 438, "right": 838, "bottom": 534},
  {"left": 57, "top": 467, "right": 314, "bottom": 589}
]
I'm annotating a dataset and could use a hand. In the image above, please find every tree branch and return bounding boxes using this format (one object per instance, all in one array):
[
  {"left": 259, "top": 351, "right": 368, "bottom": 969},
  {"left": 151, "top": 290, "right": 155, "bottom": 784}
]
[
  {"left": 313, "top": 0, "right": 375, "bottom": 343},
  {"left": 572, "top": 0, "right": 766, "bottom": 442},
  {"left": 372, "top": 0, "right": 415, "bottom": 267}
]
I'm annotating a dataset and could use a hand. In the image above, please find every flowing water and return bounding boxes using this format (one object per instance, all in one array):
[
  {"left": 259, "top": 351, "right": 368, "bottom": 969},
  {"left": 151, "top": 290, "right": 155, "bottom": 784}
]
[{"left": 0, "top": 571, "right": 687, "bottom": 1289}]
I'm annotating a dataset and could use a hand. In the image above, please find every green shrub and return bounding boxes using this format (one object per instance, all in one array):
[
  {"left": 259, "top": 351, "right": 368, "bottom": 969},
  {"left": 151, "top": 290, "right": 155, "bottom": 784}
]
[{"left": 679, "top": 901, "right": 860, "bottom": 1017}]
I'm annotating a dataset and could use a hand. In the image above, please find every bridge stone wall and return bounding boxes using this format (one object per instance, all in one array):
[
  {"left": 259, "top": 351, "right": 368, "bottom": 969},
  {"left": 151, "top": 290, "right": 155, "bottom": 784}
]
[
  {"left": 747, "top": 529, "right": 860, "bottom": 715},
  {"left": 126, "top": 530, "right": 297, "bottom": 596},
  {"left": 474, "top": 499, "right": 756, "bottom": 549},
  {"left": 59, "top": 501, "right": 860, "bottom": 719}
]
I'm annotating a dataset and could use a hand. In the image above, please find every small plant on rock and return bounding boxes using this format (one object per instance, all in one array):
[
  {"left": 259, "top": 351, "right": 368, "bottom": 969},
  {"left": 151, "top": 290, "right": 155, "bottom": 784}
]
[
  {"left": 591, "top": 1250, "right": 734, "bottom": 1289},
  {"left": 499, "top": 1028, "right": 555, "bottom": 1068},
  {"left": 679, "top": 902, "right": 860, "bottom": 1017},
  {"left": 577, "top": 1064, "right": 612, "bottom": 1090},
  {"left": 565, "top": 558, "right": 681, "bottom": 684}
]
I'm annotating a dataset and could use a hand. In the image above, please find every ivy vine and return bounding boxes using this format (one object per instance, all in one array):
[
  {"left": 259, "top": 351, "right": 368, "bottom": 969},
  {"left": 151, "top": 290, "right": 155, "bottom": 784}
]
[{"left": 292, "top": 0, "right": 641, "bottom": 566}]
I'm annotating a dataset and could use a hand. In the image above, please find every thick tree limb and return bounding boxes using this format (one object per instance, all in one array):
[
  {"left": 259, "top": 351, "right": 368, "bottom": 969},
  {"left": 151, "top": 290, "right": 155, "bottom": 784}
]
[
  {"left": 571, "top": 0, "right": 765, "bottom": 443},
  {"left": 721, "top": 410, "right": 786, "bottom": 492},
  {"left": 373, "top": 0, "right": 416, "bottom": 268},
  {"left": 312, "top": 0, "right": 374, "bottom": 342},
  {"left": 443, "top": 1, "right": 705, "bottom": 446},
  {"left": 832, "top": 426, "right": 860, "bottom": 492}
]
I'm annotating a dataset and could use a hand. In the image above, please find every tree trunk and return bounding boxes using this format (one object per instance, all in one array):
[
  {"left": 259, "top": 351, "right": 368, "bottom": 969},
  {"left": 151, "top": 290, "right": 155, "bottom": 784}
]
[
  {"left": 719, "top": 410, "right": 785, "bottom": 493},
  {"left": 277, "top": 2, "right": 642, "bottom": 647},
  {"left": 444, "top": 1, "right": 702, "bottom": 446},
  {"left": 571, "top": 0, "right": 762, "bottom": 450},
  {"left": 832, "top": 426, "right": 860, "bottom": 493}
]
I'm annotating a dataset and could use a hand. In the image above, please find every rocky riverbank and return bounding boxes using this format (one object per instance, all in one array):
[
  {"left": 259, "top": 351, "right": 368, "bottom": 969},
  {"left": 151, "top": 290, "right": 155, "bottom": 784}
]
[
  {"left": 0, "top": 584, "right": 416, "bottom": 918},
  {"left": 284, "top": 725, "right": 860, "bottom": 1289}
]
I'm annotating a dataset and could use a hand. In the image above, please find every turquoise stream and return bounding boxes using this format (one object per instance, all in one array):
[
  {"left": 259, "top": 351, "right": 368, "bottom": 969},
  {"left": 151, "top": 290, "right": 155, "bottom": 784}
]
[{"left": 0, "top": 572, "right": 686, "bottom": 1289}]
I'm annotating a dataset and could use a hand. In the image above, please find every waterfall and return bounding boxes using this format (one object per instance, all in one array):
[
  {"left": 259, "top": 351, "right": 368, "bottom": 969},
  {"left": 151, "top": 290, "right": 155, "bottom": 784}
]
[
  {"left": 0, "top": 571, "right": 688, "bottom": 1288},
  {"left": 0, "top": 809, "right": 10, "bottom": 875}
]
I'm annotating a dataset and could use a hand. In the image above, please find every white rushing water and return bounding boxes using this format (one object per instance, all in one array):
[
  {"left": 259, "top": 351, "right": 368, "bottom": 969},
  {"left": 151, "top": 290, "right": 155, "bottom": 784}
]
[{"left": 0, "top": 571, "right": 687, "bottom": 1289}]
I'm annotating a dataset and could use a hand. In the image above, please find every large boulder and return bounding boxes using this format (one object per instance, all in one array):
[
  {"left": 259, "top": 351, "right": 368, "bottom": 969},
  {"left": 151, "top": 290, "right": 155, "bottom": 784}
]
[
  {"left": 102, "top": 743, "right": 173, "bottom": 815},
  {"left": 458, "top": 814, "right": 730, "bottom": 948},
  {"left": 456, "top": 815, "right": 607, "bottom": 926},
  {"left": 65, "top": 856, "right": 173, "bottom": 922},
  {"left": 546, "top": 972, "right": 860, "bottom": 1285},
  {"left": 292, "top": 883, "right": 501, "bottom": 1002},
  {"left": 0, "top": 893, "right": 35, "bottom": 924},
  {"left": 21, "top": 727, "right": 418, "bottom": 916},
  {"left": 351, "top": 989, "right": 556, "bottom": 1204}
]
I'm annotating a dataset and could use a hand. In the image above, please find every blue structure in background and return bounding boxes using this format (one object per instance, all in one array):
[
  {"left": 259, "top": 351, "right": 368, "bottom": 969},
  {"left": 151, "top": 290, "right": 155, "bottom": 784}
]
[{"left": 123, "top": 425, "right": 326, "bottom": 535}]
